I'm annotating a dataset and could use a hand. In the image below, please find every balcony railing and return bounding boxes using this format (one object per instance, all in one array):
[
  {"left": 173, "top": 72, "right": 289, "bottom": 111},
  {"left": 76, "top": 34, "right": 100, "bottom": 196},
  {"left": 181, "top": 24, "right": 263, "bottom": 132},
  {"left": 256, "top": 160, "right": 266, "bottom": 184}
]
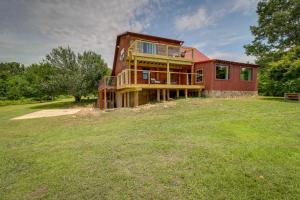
[
  {"left": 98, "top": 76, "right": 117, "bottom": 90},
  {"left": 115, "top": 69, "right": 203, "bottom": 88},
  {"left": 128, "top": 40, "right": 195, "bottom": 61}
]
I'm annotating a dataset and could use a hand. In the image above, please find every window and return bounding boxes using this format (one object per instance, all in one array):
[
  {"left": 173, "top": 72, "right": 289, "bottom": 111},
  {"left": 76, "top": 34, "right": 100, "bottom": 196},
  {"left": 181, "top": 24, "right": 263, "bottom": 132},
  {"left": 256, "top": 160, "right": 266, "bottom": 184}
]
[
  {"left": 216, "top": 64, "right": 229, "bottom": 80},
  {"left": 196, "top": 69, "right": 203, "bottom": 83},
  {"left": 140, "top": 42, "right": 157, "bottom": 54},
  {"left": 240, "top": 67, "right": 252, "bottom": 81},
  {"left": 142, "top": 70, "right": 149, "bottom": 80}
]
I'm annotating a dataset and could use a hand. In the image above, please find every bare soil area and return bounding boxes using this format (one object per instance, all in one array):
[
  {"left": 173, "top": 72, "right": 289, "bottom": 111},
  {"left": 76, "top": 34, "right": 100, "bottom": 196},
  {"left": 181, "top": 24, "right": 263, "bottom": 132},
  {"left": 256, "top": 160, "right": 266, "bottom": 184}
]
[{"left": 12, "top": 109, "right": 81, "bottom": 120}]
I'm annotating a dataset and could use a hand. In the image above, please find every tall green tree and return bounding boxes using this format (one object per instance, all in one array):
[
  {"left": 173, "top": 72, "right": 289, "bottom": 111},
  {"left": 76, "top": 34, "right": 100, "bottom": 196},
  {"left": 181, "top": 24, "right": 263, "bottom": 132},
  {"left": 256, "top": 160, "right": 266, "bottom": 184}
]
[
  {"left": 46, "top": 47, "right": 109, "bottom": 102},
  {"left": 78, "top": 51, "right": 109, "bottom": 95},
  {"left": 244, "top": 0, "right": 300, "bottom": 95}
]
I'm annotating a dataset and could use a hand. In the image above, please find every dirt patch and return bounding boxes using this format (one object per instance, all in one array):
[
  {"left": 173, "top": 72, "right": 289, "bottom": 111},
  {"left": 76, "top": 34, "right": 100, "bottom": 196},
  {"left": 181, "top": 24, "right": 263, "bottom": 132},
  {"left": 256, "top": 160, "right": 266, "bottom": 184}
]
[
  {"left": 12, "top": 109, "right": 81, "bottom": 120},
  {"left": 27, "top": 186, "right": 48, "bottom": 199}
]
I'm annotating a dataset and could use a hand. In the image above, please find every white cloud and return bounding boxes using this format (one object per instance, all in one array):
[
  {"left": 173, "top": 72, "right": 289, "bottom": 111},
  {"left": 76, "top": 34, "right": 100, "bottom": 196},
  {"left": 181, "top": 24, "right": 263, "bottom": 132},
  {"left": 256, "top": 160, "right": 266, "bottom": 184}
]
[
  {"left": 208, "top": 51, "right": 256, "bottom": 63},
  {"left": 0, "top": 0, "right": 159, "bottom": 66},
  {"left": 175, "top": 8, "right": 212, "bottom": 31},
  {"left": 231, "top": 0, "right": 259, "bottom": 14}
]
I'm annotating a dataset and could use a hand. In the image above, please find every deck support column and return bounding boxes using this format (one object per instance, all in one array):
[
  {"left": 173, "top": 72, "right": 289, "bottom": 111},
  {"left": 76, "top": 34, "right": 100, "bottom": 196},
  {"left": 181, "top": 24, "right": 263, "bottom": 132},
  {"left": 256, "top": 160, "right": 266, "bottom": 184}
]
[
  {"left": 167, "top": 89, "right": 170, "bottom": 100},
  {"left": 162, "top": 89, "right": 166, "bottom": 101},
  {"left": 116, "top": 92, "right": 122, "bottom": 108},
  {"left": 104, "top": 88, "right": 107, "bottom": 109},
  {"left": 198, "top": 89, "right": 202, "bottom": 97},
  {"left": 134, "top": 58, "right": 137, "bottom": 84},
  {"left": 167, "top": 61, "right": 170, "bottom": 85},
  {"left": 98, "top": 90, "right": 102, "bottom": 109},
  {"left": 127, "top": 92, "right": 130, "bottom": 107},
  {"left": 133, "top": 91, "right": 139, "bottom": 107},
  {"left": 185, "top": 89, "right": 188, "bottom": 99},
  {"left": 176, "top": 89, "right": 179, "bottom": 99},
  {"left": 191, "top": 64, "right": 195, "bottom": 84},
  {"left": 157, "top": 89, "right": 160, "bottom": 102},
  {"left": 123, "top": 93, "right": 127, "bottom": 107}
]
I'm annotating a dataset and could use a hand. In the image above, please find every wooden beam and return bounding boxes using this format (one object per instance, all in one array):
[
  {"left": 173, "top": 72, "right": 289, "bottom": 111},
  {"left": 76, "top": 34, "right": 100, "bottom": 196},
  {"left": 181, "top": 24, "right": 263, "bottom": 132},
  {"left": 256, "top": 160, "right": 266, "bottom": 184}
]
[
  {"left": 134, "top": 58, "right": 137, "bottom": 84},
  {"left": 167, "top": 61, "right": 170, "bottom": 85},
  {"left": 198, "top": 89, "right": 202, "bottom": 97},
  {"left": 98, "top": 90, "right": 102, "bottom": 109},
  {"left": 127, "top": 92, "right": 130, "bottom": 107},
  {"left": 157, "top": 89, "right": 160, "bottom": 102},
  {"left": 162, "top": 89, "right": 166, "bottom": 101},
  {"left": 123, "top": 93, "right": 126, "bottom": 107},
  {"left": 133, "top": 91, "right": 139, "bottom": 107},
  {"left": 116, "top": 92, "right": 122, "bottom": 108},
  {"left": 104, "top": 88, "right": 107, "bottom": 109},
  {"left": 176, "top": 89, "right": 179, "bottom": 98},
  {"left": 185, "top": 89, "right": 188, "bottom": 99},
  {"left": 167, "top": 89, "right": 170, "bottom": 100},
  {"left": 191, "top": 64, "right": 194, "bottom": 84}
]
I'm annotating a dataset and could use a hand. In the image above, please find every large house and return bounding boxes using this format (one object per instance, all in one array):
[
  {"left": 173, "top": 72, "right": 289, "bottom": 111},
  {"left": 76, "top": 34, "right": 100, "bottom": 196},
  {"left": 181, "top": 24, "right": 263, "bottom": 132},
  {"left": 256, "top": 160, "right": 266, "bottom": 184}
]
[{"left": 97, "top": 32, "right": 258, "bottom": 109}]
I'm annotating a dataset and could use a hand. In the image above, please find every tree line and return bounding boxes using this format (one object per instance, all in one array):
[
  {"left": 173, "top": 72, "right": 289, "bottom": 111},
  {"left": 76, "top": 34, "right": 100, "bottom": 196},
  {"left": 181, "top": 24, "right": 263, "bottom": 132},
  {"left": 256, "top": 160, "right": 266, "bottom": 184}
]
[{"left": 0, "top": 47, "right": 110, "bottom": 102}]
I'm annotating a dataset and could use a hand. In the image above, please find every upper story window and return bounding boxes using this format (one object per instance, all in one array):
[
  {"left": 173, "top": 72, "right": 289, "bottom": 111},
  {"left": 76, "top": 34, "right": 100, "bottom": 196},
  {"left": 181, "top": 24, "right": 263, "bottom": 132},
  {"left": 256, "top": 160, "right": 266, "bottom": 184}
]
[
  {"left": 196, "top": 69, "right": 203, "bottom": 83},
  {"left": 216, "top": 64, "right": 230, "bottom": 80},
  {"left": 140, "top": 42, "right": 157, "bottom": 54},
  {"left": 240, "top": 67, "right": 252, "bottom": 81}
]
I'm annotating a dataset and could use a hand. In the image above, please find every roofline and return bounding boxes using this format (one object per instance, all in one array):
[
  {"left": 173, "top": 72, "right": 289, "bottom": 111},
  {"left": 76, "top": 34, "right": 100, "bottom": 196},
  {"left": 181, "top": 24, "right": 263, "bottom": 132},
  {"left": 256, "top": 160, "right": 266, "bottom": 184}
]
[
  {"left": 195, "top": 59, "right": 259, "bottom": 67},
  {"left": 117, "top": 31, "right": 184, "bottom": 44}
]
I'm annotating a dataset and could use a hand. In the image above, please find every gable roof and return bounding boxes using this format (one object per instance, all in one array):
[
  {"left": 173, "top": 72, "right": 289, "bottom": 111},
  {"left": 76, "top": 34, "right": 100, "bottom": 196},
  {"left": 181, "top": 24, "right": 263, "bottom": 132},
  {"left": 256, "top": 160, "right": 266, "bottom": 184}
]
[{"left": 112, "top": 32, "right": 184, "bottom": 75}]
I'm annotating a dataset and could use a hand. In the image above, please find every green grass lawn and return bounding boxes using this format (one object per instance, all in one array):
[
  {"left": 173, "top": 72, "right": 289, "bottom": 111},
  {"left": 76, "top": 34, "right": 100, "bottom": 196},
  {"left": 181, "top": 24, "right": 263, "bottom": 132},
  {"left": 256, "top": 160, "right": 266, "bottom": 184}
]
[{"left": 0, "top": 97, "right": 299, "bottom": 199}]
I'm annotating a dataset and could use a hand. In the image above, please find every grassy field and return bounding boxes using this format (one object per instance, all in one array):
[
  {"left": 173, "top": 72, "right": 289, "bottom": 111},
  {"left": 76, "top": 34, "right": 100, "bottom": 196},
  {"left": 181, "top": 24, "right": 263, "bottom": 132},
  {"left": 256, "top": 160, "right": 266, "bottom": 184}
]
[{"left": 0, "top": 97, "right": 299, "bottom": 199}]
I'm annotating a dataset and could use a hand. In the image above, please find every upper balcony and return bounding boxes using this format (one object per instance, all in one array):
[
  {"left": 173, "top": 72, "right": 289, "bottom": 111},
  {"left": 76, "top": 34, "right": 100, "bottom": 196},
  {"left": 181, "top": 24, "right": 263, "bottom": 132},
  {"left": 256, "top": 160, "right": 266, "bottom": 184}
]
[{"left": 127, "top": 40, "right": 195, "bottom": 65}]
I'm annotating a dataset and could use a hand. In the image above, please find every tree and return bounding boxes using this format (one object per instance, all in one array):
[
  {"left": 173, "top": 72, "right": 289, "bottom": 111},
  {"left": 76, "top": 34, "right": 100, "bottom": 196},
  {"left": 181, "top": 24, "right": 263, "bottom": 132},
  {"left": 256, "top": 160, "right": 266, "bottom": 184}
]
[
  {"left": 0, "top": 62, "right": 25, "bottom": 99},
  {"left": 245, "top": 0, "right": 300, "bottom": 62},
  {"left": 6, "top": 75, "right": 31, "bottom": 100},
  {"left": 77, "top": 51, "right": 109, "bottom": 95},
  {"left": 46, "top": 47, "right": 109, "bottom": 102},
  {"left": 24, "top": 63, "right": 60, "bottom": 100},
  {"left": 244, "top": 0, "right": 300, "bottom": 95}
]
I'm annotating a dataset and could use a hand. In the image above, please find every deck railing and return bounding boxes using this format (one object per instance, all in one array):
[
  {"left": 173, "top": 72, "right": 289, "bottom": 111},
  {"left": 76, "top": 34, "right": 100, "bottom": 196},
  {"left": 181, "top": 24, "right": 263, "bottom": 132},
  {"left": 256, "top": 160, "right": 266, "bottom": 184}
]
[
  {"left": 128, "top": 40, "right": 195, "bottom": 61},
  {"left": 98, "top": 76, "right": 117, "bottom": 90},
  {"left": 115, "top": 69, "right": 203, "bottom": 88}
]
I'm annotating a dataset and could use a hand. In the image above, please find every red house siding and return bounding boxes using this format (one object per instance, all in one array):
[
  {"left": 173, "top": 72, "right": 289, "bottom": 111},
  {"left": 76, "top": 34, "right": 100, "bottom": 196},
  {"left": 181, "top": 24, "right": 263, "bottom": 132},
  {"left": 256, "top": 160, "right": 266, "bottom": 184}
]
[{"left": 195, "top": 60, "right": 258, "bottom": 95}]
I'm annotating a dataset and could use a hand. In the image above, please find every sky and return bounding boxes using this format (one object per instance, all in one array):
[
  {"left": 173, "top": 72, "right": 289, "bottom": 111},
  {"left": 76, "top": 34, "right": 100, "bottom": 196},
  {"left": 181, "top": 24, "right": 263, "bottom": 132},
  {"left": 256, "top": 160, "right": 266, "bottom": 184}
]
[{"left": 0, "top": 0, "right": 259, "bottom": 67}]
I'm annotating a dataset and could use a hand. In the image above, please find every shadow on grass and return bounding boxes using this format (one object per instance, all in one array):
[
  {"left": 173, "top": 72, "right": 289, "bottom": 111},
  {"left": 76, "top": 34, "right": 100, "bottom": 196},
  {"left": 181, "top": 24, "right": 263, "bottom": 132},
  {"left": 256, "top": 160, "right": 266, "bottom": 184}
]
[
  {"left": 30, "top": 98, "right": 96, "bottom": 109},
  {"left": 258, "top": 96, "right": 299, "bottom": 104}
]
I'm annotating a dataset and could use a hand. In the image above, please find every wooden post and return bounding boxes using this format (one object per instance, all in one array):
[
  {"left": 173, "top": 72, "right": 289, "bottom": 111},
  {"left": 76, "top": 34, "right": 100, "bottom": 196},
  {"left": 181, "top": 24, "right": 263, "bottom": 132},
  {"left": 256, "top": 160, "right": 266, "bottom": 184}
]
[
  {"left": 116, "top": 92, "right": 122, "bottom": 108},
  {"left": 134, "top": 58, "right": 137, "bottom": 84},
  {"left": 167, "top": 61, "right": 170, "bottom": 85},
  {"left": 185, "top": 89, "right": 188, "bottom": 99},
  {"left": 127, "top": 92, "right": 130, "bottom": 107},
  {"left": 191, "top": 64, "right": 194, "bottom": 84},
  {"left": 98, "top": 90, "right": 102, "bottom": 109},
  {"left": 167, "top": 89, "right": 170, "bottom": 100},
  {"left": 176, "top": 89, "right": 179, "bottom": 99},
  {"left": 198, "top": 89, "right": 202, "bottom": 97},
  {"left": 186, "top": 73, "right": 189, "bottom": 85},
  {"left": 104, "top": 88, "right": 107, "bottom": 109},
  {"left": 163, "top": 89, "right": 166, "bottom": 101},
  {"left": 112, "top": 92, "right": 115, "bottom": 108},
  {"left": 128, "top": 67, "right": 131, "bottom": 85},
  {"left": 123, "top": 93, "right": 127, "bottom": 107},
  {"left": 148, "top": 71, "right": 151, "bottom": 84},
  {"left": 133, "top": 91, "right": 139, "bottom": 107},
  {"left": 157, "top": 89, "right": 160, "bottom": 102}
]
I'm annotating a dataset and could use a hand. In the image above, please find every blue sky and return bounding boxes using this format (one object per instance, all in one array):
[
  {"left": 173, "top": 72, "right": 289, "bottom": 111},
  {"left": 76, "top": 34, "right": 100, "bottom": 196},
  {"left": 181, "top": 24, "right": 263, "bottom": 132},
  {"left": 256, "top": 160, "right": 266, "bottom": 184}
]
[{"left": 0, "top": 0, "right": 259, "bottom": 67}]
